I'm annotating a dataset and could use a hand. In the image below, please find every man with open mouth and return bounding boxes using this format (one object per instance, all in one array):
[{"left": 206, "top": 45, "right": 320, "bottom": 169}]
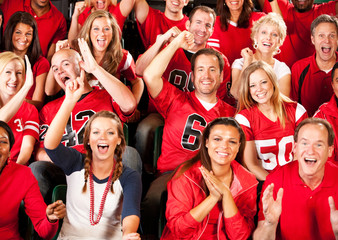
[{"left": 254, "top": 117, "right": 338, "bottom": 240}]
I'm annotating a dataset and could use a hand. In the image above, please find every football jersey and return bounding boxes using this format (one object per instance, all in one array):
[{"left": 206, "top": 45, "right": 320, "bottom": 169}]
[
  {"left": 162, "top": 46, "right": 236, "bottom": 106},
  {"left": 8, "top": 101, "right": 39, "bottom": 161},
  {"left": 137, "top": 7, "right": 189, "bottom": 49},
  {"left": 154, "top": 80, "right": 235, "bottom": 173},
  {"left": 235, "top": 102, "right": 307, "bottom": 171},
  {"left": 39, "top": 88, "right": 127, "bottom": 153}
]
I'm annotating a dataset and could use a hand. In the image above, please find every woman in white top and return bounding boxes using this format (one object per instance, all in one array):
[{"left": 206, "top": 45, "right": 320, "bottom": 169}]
[{"left": 231, "top": 13, "right": 290, "bottom": 99}]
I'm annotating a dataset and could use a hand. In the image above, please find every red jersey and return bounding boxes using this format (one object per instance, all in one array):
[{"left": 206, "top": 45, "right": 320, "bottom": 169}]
[
  {"left": 162, "top": 46, "right": 236, "bottom": 106},
  {"left": 39, "top": 88, "right": 128, "bottom": 153},
  {"left": 291, "top": 52, "right": 337, "bottom": 116},
  {"left": 263, "top": 0, "right": 337, "bottom": 68},
  {"left": 8, "top": 101, "right": 39, "bottom": 162},
  {"left": 314, "top": 95, "right": 338, "bottom": 164},
  {"left": 235, "top": 102, "right": 307, "bottom": 171},
  {"left": 78, "top": 3, "right": 126, "bottom": 32},
  {"left": 153, "top": 80, "right": 235, "bottom": 173},
  {"left": 136, "top": 7, "right": 189, "bottom": 49},
  {"left": 258, "top": 161, "right": 338, "bottom": 240},
  {"left": 27, "top": 56, "right": 50, "bottom": 100},
  {"left": 1, "top": 0, "right": 67, "bottom": 57},
  {"left": 207, "top": 12, "right": 265, "bottom": 65}
]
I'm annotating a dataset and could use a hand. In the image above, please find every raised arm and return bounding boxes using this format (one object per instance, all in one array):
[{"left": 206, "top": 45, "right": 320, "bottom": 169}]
[
  {"left": 135, "top": 26, "right": 181, "bottom": 76},
  {"left": 44, "top": 71, "right": 85, "bottom": 150},
  {"left": 77, "top": 38, "right": 136, "bottom": 115},
  {"left": 143, "top": 31, "right": 194, "bottom": 98},
  {"left": 68, "top": 1, "right": 86, "bottom": 48},
  {"left": 329, "top": 196, "right": 338, "bottom": 239},
  {"left": 119, "top": 0, "right": 136, "bottom": 17},
  {"left": 231, "top": 48, "right": 254, "bottom": 99},
  {"left": 134, "top": 0, "right": 150, "bottom": 25},
  {"left": 0, "top": 56, "right": 33, "bottom": 122},
  {"left": 254, "top": 183, "right": 283, "bottom": 240}
]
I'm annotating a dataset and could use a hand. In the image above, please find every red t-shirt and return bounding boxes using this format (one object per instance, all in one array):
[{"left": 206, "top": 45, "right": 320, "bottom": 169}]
[
  {"left": 27, "top": 55, "right": 50, "bottom": 100},
  {"left": 78, "top": 3, "right": 126, "bottom": 33}
]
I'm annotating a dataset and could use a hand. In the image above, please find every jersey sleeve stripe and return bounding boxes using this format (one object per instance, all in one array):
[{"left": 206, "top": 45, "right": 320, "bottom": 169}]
[
  {"left": 295, "top": 103, "right": 307, "bottom": 122},
  {"left": 122, "top": 52, "right": 133, "bottom": 71},
  {"left": 25, "top": 120, "right": 39, "bottom": 127},
  {"left": 235, "top": 114, "right": 251, "bottom": 128},
  {"left": 24, "top": 125, "right": 39, "bottom": 134}
]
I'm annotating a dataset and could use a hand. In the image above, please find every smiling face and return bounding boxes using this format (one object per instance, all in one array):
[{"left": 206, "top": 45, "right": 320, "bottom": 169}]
[
  {"left": 224, "top": 0, "right": 244, "bottom": 13},
  {"left": 0, "top": 127, "right": 10, "bottom": 172},
  {"left": 311, "top": 22, "right": 338, "bottom": 64},
  {"left": 249, "top": 68, "right": 274, "bottom": 106},
  {"left": 191, "top": 54, "right": 223, "bottom": 100},
  {"left": 12, "top": 23, "right": 33, "bottom": 55},
  {"left": 89, "top": 117, "right": 121, "bottom": 162},
  {"left": 186, "top": 9, "right": 214, "bottom": 47},
  {"left": 255, "top": 23, "right": 281, "bottom": 55},
  {"left": 165, "top": 0, "right": 189, "bottom": 14},
  {"left": 51, "top": 50, "right": 81, "bottom": 90},
  {"left": 91, "top": 0, "right": 109, "bottom": 10},
  {"left": 90, "top": 17, "right": 113, "bottom": 55},
  {"left": 291, "top": 0, "right": 314, "bottom": 12},
  {"left": 0, "top": 59, "right": 25, "bottom": 99},
  {"left": 206, "top": 124, "right": 240, "bottom": 167},
  {"left": 294, "top": 123, "right": 333, "bottom": 183}
]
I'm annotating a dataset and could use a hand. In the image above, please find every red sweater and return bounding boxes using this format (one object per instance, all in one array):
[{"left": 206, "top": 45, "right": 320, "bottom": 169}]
[
  {"left": 0, "top": 162, "right": 58, "bottom": 239},
  {"left": 161, "top": 160, "right": 257, "bottom": 240}
]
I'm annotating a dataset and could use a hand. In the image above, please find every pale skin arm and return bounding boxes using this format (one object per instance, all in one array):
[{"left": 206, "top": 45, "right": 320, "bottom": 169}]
[
  {"left": 253, "top": 183, "right": 283, "bottom": 240},
  {"left": 143, "top": 31, "right": 194, "bottom": 98},
  {"left": 230, "top": 48, "right": 254, "bottom": 99},
  {"left": 119, "top": 0, "right": 136, "bottom": 17},
  {"left": 44, "top": 71, "right": 86, "bottom": 150},
  {"left": 46, "top": 44, "right": 56, "bottom": 63},
  {"left": 130, "top": 77, "right": 144, "bottom": 104},
  {"left": 0, "top": 56, "right": 33, "bottom": 122},
  {"left": 243, "top": 141, "right": 269, "bottom": 181},
  {"left": 68, "top": 1, "right": 85, "bottom": 48},
  {"left": 26, "top": 72, "right": 47, "bottom": 110},
  {"left": 35, "top": 147, "right": 52, "bottom": 162},
  {"left": 16, "top": 135, "right": 36, "bottom": 165},
  {"left": 45, "top": 40, "right": 70, "bottom": 96},
  {"left": 122, "top": 215, "right": 141, "bottom": 240},
  {"left": 329, "top": 196, "right": 338, "bottom": 240},
  {"left": 135, "top": 26, "right": 181, "bottom": 76},
  {"left": 46, "top": 200, "right": 66, "bottom": 223},
  {"left": 278, "top": 74, "right": 291, "bottom": 97},
  {"left": 77, "top": 38, "right": 136, "bottom": 115},
  {"left": 133, "top": 0, "right": 149, "bottom": 25}
]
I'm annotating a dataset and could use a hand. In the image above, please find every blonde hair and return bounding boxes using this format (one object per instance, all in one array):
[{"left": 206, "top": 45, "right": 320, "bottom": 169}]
[
  {"left": 251, "top": 13, "right": 287, "bottom": 55},
  {"left": 0, "top": 51, "right": 25, "bottom": 77},
  {"left": 237, "top": 61, "right": 293, "bottom": 128},
  {"left": 75, "top": 10, "right": 123, "bottom": 78},
  {"left": 84, "top": 0, "right": 116, "bottom": 8},
  {"left": 82, "top": 111, "right": 126, "bottom": 193}
]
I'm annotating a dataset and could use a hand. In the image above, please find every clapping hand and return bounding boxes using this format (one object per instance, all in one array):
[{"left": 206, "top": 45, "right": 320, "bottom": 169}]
[
  {"left": 200, "top": 166, "right": 230, "bottom": 201},
  {"left": 77, "top": 38, "right": 99, "bottom": 74},
  {"left": 329, "top": 196, "right": 338, "bottom": 238},
  {"left": 24, "top": 55, "right": 34, "bottom": 90}
]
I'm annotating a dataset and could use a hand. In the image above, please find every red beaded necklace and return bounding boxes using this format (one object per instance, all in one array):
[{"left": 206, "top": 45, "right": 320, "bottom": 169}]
[{"left": 89, "top": 166, "right": 115, "bottom": 226}]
